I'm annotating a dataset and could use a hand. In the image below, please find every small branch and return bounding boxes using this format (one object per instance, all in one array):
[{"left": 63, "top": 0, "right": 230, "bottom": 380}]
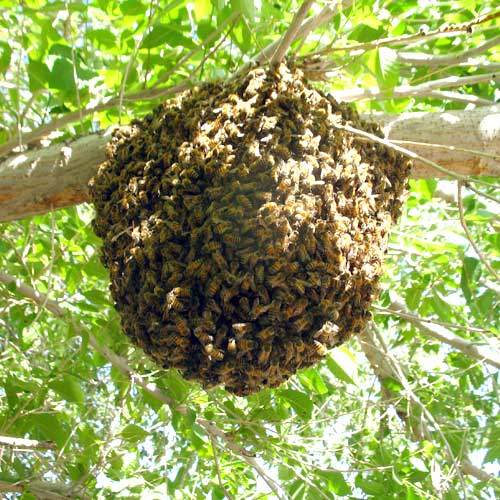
[
  {"left": 0, "top": 82, "right": 189, "bottom": 157},
  {"left": 255, "top": 1, "right": 353, "bottom": 64},
  {"left": 0, "top": 435, "right": 56, "bottom": 450},
  {"left": 457, "top": 181, "right": 500, "bottom": 281},
  {"left": 415, "top": 90, "right": 494, "bottom": 106},
  {"left": 210, "top": 436, "right": 235, "bottom": 500},
  {"left": 387, "top": 300, "right": 500, "bottom": 370},
  {"left": 374, "top": 304, "right": 492, "bottom": 334},
  {"left": 333, "top": 72, "right": 499, "bottom": 102},
  {"left": 397, "top": 34, "right": 500, "bottom": 67},
  {"left": 271, "top": 0, "right": 316, "bottom": 64},
  {"left": 319, "top": 10, "right": 500, "bottom": 55},
  {"left": 461, "top": 460, "right": 500, "bottom": 487}
]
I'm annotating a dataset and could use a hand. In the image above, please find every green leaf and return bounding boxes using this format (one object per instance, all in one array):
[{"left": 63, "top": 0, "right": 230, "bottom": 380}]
[
  {"left": 48, "top": 58, "right": 75, "bottom": 91},
  {"left": 28, "top": 58, "right": 51, "bottom": 91},
  {"left": 0, "top": 41, "right": 11, "bottom": 74},
  {"left": 49, "top": 375, "right": 86, "bottom": 404},
  {"left": 318, "top": 470, "right": 351, "bottom": 496},
  {"left": 279, "top": 389, "right": 313, "bottom": 420},
  {"left": 326, "top": 347, "right": 357, "bottom": 385},
  {"left": 24, "top": 414, "right": 67, "bottom": 447},
  {"left": 141, "top": 24, "right": 196, "bottom": 49},
  {"left": 376, "top": 47, "right": 399, "bottom": 89},
  {"left": 348, "top": 23, "right": 384, "bottom": 42},
  {"left": 119, "top": 0, "right": 147, "bottom": 16},
  {"left": 88, "top": 29, "right": 117, "bottom": 49},
  {"left": 120, "top": 424, "right": 149, "bottom": 443},
  {"left": 460, "top": 256, "right": 480, "bottom": 301}
]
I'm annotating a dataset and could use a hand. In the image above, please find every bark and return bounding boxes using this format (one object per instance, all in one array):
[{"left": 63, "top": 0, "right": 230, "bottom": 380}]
[{"left": 0, "top": 106, "right": 498, "bottom": 223}]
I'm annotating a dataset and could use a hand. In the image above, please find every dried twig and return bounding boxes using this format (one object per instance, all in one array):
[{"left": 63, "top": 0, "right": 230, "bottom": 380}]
[{"left": 255, "top": 1, "right": 353, "bottom": 64}]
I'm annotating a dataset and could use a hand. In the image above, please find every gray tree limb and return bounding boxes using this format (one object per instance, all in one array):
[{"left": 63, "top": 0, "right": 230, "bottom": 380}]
[{"left": 0, "top": 106, "right": 498, "bottom": 223}]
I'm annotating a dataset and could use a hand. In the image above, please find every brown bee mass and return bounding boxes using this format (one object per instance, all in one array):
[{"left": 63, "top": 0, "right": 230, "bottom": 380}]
[{"left": 89, "top": 63, "right": 411, "bottom": 395}]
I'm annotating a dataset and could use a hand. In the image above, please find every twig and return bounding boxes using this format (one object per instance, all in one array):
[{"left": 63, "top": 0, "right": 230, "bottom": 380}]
[
  {"left": 65, "top": 7, "right": 85, "bottom": 135},
  {"left": 255, "top": 1, "right": 353, "bottom": 64},
  {"left": 397, "top": 34, "right": 500, "bottom": 67},
  {"left": 457, "top": 181, "right": 500, "bottom": 281},
  {"left": 332, "top": 72, "right": 499, "bottom": 102},
  {"left": 0, "top": 81, "right": 189, "bottom": 157},
  {"left": 318, "top": 10, "right": 500, "bottom": 55},
  {"left": 210, "top": 436, "right": 234, "bottom": 500},
  {"left": 271, "top": 0, "right": 316, "bottom": 64},
  {"left": 373, "top": 304, "right": 492, "bottom": 335},
  {"left": 359, "top": 325, "right": 469, "bottom": 496},
  {"left": 0, "top": 435, "right": 56, "bottom": 450},
  {"left": 385, "top": 300, "right": 500, "bottom": 370},
  {"left": 414, "top": 90, "right": 494, "bottom": 106}
]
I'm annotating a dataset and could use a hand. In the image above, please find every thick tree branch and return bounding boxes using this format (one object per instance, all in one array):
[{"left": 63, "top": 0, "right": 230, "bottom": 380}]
[{"left": 0, "top": 106, "right": 498, "bottom": 222}]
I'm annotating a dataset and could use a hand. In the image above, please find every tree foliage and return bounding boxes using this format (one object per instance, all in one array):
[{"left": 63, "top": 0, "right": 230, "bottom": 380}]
[{"left": 0, "top": 1, "right": 499, "bottom": 499}]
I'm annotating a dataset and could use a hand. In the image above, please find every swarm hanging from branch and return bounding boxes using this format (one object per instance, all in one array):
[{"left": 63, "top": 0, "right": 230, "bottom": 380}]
[{"left": 89, "top": 63, "right": 411, "bottom": 395}]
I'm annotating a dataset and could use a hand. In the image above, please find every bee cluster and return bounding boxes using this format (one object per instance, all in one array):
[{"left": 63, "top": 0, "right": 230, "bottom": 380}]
[{"left": 89, "top": 63, "right": 411, "bottom": 395}]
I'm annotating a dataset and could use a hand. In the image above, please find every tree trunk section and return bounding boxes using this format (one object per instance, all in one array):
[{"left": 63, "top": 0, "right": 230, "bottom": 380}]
[{"left": 0, "top": 106, "right": 498, "bottom": 222}]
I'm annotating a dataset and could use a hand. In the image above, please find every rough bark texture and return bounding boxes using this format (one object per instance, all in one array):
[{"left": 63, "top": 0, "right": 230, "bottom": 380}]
[{"left": 0, "top": 105, "right": 498, "bottom": 222}]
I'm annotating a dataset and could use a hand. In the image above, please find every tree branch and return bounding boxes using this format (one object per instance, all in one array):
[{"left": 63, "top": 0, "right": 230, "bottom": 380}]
[
  {"left": 271, "top": 0, "right": 316, "bottom": 64},
  {"left": 333, "top": 72, "right": 500, "bottom": 102},
  {"left": 0, "top": 435, "right": 56, "bottom": 450},
  {"left": 387, "top": 299, "right": 500, "bottom": 370},
  {"left": 0, "top": 105, "right": 498, "bottom": 223},
  {"left": 396, "top": 34, "right": 500, "bottom": 67}
]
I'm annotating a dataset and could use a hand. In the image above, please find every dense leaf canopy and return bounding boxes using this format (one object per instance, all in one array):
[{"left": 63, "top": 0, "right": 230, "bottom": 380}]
[{"left": 0, "top": 1, "right": 499, "bottom": 499}]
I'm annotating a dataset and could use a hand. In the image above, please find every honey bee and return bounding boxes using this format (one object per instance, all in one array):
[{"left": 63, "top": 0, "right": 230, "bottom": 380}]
[
  {"left": 176, "top": 318, "right": 190, "bottom": 337},
  {"left": 268, "top": 260, "right": 283, "bottom": 274},
  {"left": 313, "top": 340, "right": 328, "bottom": 356},
  {"left": 207, "top": 277, "right": 222, "bottom": 297},
  {"left": 232, "top": 322, "right": 252, "bottom": 336},
  {"left": 204, "top": 240, "right": 221, "bottom": 253},
  {"left": 238, "top": 297, "right": 251, "bottom": 315},
  {"left": 227, "top": 338, "right": 236, "bottom": 352},
  {"left": 130, "top": 246, "right": 144, "bottom": 262},
  {"left": 213, "top": 251, "right": 227, "bottom": 269},
  {"left": 257, "top": 327, "right": 274, "bottom": 342},
  {"left": 258, "top": 344, "right": 272, "bottom": 365},
  {"left": 255, "top": 264, "right": 265, "bottom": 284},
  {"left": 206, "top": 298, "right": 222, "bottom": 314},
  {"left": 237, "top": 338, "right": 256, "bottom": 352},
  {"left": 224, "top": 232, "right": 241, "bottom": 246},
  {"left": 173, "top": 336, "right": 190, "bottom": 349},
  {"left": 194, "top": 326, "right": 214, "bottom": 345},
  {"left": 293, "top": 315, "right": 311, "bottom": 333}
]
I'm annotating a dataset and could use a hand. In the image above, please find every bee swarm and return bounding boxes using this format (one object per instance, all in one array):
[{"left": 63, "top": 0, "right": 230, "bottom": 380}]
[{"left": 89, "top": 63, "right": 411, "bottom": 395}]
